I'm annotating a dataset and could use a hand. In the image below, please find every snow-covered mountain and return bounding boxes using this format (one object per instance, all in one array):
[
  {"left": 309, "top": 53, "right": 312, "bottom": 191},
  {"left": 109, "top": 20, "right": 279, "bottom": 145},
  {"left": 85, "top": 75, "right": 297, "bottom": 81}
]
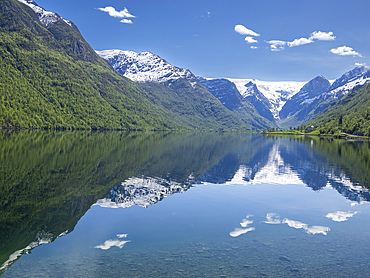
[
  {"left": 197, "top": 77, "right": 276, "bottom": 128},
  {"left": 97, "top": 49, "right": 198, "bottom": 85},
  {"left": 324, "top": 66, "right": 370, "bottom": 99},
  {"left": 97, "top": 48, "right": 370, "bottom": 127},
  {"left": 98, "top": 49, "right": 276, "bottom": 129},
  {"left": 225, "top": 66, "right": 370, "bottom": 124},
  {"left": 227, "top": 79, "right": 305, "bottom": 120},
  {"left": 280, "top": 75, "right": 331, "bottom": 119},
  {"left": 17, "top": 0, "right": 72, "bottom": 27},
  {"left": 242, "top": 81, "right": 275, "bottom": 121},
  {"left": 199, "top": 77, "right": 305, "bottom": 120},
  {"left": 278, "top": 66, "right": 370, "bottom": 126}
]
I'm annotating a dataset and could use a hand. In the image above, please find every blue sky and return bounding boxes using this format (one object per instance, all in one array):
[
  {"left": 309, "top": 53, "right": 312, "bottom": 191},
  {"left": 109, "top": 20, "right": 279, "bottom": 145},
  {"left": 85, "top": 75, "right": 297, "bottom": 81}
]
[{"left": 35, "top": 0, "right": 370, "bottom": 81}]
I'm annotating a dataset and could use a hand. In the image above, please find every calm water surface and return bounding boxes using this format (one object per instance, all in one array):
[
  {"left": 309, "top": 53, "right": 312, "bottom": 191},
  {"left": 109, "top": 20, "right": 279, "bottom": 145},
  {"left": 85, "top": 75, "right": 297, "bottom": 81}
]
[{"left": 1, "top": 131, "right": 370, "bottom": 277}]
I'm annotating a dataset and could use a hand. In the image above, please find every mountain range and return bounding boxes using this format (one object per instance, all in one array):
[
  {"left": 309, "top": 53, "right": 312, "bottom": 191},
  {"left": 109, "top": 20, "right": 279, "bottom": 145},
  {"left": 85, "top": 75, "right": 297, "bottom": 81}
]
[
  {"left": 97, "top": 49, "right": 274, "bottom": 129},
  {"left": 200, "top": 67, "right": 370, "bottom": 128},
  {"left": 97, "top": 48, "right": 370, "bottom": 130},
  {"left": 0, "top": 0, "right": 251, "bottom": 131},
  {"left": 1, "top": 0, "right": 370, "bottom": 131}
]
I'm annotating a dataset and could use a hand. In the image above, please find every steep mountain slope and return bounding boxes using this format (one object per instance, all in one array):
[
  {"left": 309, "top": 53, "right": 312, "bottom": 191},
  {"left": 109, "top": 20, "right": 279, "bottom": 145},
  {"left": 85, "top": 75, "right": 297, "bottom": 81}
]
[
  {"left": 197, "top": 77, "right": 275, "bottom": 129},
  {"left": 280, "top": 75, "right": 331, "bottom": 119},
  {"left": 1, "top": 0, "right": 179, "bottom": 130},
  {"left": 219, "top": 67, "right": 370, "bottom": 129},
  {"left": 309, "top": 83, "right": 370, "bottom": 136},
  {"left": 326, "top": 66, "right": 370, "bottom": 98},
  {"left": 97, "top": 50, "right": 252, "bottom": 130},
  {"left": 280, "top": 66, "right": 370, "bottom": 128},
  {"left": 242, "top": 81, "right": 275, "bottom": 121}
]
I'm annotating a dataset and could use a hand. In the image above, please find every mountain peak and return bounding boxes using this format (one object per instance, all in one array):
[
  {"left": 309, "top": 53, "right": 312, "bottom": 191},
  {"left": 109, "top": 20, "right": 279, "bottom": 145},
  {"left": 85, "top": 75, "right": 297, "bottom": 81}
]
[
  {"left": 300, "top": 75, "right": 330, "bottom": 96},
  {"left": 279, "top": 74, "right": 331, "bottom": 120},
  {"left": 329, "top": 66, "right": 370, "bottom": 93},
  {"left": 17, "top": 0, "right": 72, "bottom": 27},
  {"left": 96, "top": 49, "right": 197, "bottom": 84}
]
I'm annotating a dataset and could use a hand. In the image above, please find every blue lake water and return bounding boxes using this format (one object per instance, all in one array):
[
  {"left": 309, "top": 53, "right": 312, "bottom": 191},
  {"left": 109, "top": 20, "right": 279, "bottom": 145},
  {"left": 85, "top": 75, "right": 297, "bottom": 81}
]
[{"left": 1, "top": 131, "right": 370, "bottom": 277}]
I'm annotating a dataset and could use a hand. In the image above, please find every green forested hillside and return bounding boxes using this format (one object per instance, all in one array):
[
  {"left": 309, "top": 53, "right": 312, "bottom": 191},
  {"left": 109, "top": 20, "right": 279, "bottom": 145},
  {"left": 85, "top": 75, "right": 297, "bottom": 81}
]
[
  {"left": 0, "top": 0, "right": 249, "bottom": 130},
  {"left": 309, "top": 83, "right": 370, "bottom": 136},
  {"left": 0, "top": 0, "right": 177, "bottom": 130},
  {"left": 139, "top": 80, "right": 249, "bottom": 130}
]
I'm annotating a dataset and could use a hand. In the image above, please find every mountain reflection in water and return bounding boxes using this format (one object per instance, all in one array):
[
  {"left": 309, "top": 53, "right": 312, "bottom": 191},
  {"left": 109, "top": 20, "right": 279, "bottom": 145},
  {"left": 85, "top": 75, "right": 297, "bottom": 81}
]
[
  {"left": 95, "top": 136, "right": 370, "bottom": 210},
  {"left": 1, "top": 131, "right": 370, "bottom": 275}
]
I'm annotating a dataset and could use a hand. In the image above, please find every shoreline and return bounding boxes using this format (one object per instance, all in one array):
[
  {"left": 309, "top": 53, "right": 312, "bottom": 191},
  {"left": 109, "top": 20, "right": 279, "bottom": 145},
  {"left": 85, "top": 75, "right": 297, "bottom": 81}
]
[{"left": 262, "top": 132, "right": 370, "bottom": 141}]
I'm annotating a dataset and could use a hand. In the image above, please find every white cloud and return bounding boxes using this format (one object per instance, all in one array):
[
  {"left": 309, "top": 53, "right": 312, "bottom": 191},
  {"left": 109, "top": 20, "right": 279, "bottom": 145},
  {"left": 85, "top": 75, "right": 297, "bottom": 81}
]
[
  {"left": 355, "top": 63, "right": 367, "bottom": 67},
  {"left": 120, "top": 19, "right": 133, "bottom": 24},
  {"left": 95, "top": 239, "right": 130, "bottom": 250},
  {"left": 234, "top": 24, "right": 260, "bottom": 37},
  {"left": 245, "top": 36, "right": 258, "bottom": 43},
  {"left": 267, "top": 37, "right": 313, "bottom": 50},
  {"left": 326, "top": 211, "right": 358, "bottom": 222},
  {"left": 266, "top": 40, "right": 287, "bottom": 51},
  {"left": 266, "top": 30, "right": 335, "bottom": 52},
  {"left": 117, "top": 234, "right": 128, "bottom": 238},
  {"left": 98, "top": 6, "right": 135, "bottom": 19},
  {"left": 251, "top": 46, "right": 258, "bottom": 49},
  {"left": 288, "top": 37, "right": 313, "bottom": 47},
  {"left": 330, "top": 46, "right": 362, "bottom": 57},
  {"left": 309, "top": 31, "right": 336, "bottom": 41}
]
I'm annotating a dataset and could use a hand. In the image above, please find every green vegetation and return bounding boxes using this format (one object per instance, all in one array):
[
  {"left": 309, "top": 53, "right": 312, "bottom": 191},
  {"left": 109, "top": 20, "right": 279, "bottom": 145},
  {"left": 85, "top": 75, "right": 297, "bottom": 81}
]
[
  {"left": 230, "top": 100, "right": 275, "bottom": 130},
  {"left": 0, "top": 0, "right": 250, "bottom": 131},
  {"left": 309, "top": 83, "right": 370, "bottom": 137},
  {"left": 139, "top": 80, "right": 250, "bottom": 131},
  {"left": 0, "top": 0, "right": 176, "bottom": 130}
]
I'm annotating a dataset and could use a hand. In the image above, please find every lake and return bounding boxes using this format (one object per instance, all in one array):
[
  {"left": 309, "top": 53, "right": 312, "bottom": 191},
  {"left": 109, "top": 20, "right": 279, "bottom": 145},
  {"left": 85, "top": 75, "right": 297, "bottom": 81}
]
[{"left": 1, "top": 130, "right": 370, "bottom": 277}]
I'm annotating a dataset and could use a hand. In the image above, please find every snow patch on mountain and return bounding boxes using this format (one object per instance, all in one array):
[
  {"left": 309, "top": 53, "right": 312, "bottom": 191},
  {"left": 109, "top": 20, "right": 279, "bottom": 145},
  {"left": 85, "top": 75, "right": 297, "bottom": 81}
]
[
  {"left": 97, "top": 49, "right": 198, "bottom": 86},
  {"left": 325, "top": 66, "right": 370, "bottom": 97},
  {"left": 17, "top": 0, "right": 72, "bottom": 27},
  {"left": 223, "top": 78, "right": 305, "bottom": 119}
]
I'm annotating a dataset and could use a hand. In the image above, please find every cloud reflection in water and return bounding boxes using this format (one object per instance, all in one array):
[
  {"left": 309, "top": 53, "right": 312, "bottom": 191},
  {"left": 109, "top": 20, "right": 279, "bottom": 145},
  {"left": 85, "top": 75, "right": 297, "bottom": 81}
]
[
  {"left": 326, "top": 211, "right": 358, "bottom": 222},
  {"left": 263, "top": 213, "right": 331, "bottom": 235},
  {"left": 95, "top": 234, "right": 131, "bottom": 250},
  {"left": 230, "top": 215, "right": 255, "bottom": 237}
]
